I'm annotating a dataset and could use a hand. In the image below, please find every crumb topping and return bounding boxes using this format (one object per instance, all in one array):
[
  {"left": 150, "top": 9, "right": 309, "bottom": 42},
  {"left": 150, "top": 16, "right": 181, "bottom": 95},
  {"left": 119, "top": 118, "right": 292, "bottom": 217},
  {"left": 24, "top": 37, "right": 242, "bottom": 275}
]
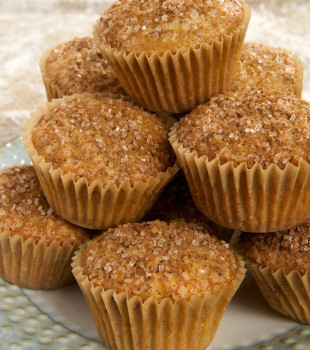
[
  {"left": 232, "top": 43, "right": 302, "bottom": 96},
  {"left": 81, "top": 220, "right": 238, "bottom": 301},
  {"left": 176, "top": 90, "right": 310, "bottom": 169},
  {"left": 94, "top": 0, "right": 245, "bottom": 53},
  {"left": 31, "top": 96, "right": 175, "bottom": 187},
  {"left": 45, "top": 36, "right": 126, "bottom": 95},
  {"left": 0, "top": 166, "right": 92, "bottom": 245},
  {"left": 239, "top": 222, "right": 310, "bottom": 275}
]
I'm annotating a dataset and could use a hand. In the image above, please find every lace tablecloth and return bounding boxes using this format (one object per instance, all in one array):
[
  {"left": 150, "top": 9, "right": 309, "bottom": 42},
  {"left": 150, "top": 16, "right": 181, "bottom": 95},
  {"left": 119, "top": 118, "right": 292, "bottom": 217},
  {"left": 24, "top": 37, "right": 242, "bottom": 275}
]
[{"left": 1, "top": 0, "right": 310, "bottom": 146}]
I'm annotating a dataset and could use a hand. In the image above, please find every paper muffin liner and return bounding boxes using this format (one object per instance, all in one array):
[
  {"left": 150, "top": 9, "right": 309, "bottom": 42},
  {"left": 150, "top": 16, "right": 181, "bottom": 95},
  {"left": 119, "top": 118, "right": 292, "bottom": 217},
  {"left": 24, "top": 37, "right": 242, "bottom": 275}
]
[
  {"left": 233, "top": 232, "right": 310, "bottom": 324},
  {"left": 169, "top": 123, "right": 310, "bottom": 232},
  {"left": 72, "top": 247, "right": 246, "bottom": 350},
  {"left": 39, "top": 46, "right": 67, "bottom": 101},
  {"left": 208, "top": 223, "right": 235, "bottom": 243},
  {"left": 94, "top": 4, "right": 251, "bottom": 114},
  {"left": 0, "top": 231, "right": 80, "bottom": 289},
  {"left": 246, "top": 264, "right": 310, "bottom": 324},
  {"left": 22, "top": 93, "right": 179, "bottom": 230}
]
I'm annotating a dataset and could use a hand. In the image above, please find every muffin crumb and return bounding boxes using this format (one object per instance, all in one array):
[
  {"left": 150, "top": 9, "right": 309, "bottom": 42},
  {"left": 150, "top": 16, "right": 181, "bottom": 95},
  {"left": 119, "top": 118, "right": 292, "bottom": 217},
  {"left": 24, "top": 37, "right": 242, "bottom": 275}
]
[
  {"left": 177, "top": 90, "right": 310, "bottom": 169},
  {"left": 239, "top": 222, "right": 310, "bottom": 275},
  {"left": 81, "top": 220, "right": 238, "bottom": 301}
]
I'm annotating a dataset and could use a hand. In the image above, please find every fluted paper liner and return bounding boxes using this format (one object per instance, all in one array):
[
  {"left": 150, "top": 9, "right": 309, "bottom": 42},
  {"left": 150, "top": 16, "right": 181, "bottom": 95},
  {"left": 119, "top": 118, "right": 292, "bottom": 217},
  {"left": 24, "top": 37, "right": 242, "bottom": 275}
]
[
  {"left": 169, "top": 123, "right": 310, "bottom": 232},
  {"left": 72, "top": 248, "right": 246, "bottom": 350},
  {"left": 22, "top": 93, "right": 179, "bottom": 230},
  {"left": 246, "top": 264, "right": 310, "bottom": 324},
  {"left": 0, "top": 231, "right": 79, "bottom": 289},
  {"left": 39, "top": 46, "right": 67, "bottom": 101},
  {"left": 94, "top": 4, "right": 251, "bottom": 114}
]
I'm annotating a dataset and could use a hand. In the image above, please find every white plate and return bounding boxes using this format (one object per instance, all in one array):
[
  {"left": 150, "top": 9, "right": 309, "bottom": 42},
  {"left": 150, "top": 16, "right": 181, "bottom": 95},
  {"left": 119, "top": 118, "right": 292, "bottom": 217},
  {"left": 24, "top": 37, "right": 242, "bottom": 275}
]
[{"left": 1, "top": 137, "right": 310, "bottom": 350}]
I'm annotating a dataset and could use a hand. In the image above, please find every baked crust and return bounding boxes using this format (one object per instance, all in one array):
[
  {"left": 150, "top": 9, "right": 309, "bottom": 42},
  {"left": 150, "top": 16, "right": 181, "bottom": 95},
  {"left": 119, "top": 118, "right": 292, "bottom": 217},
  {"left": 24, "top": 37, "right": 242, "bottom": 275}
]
[
  {"left": 42, "top": 36, "right": 125, "bottom": 97},
  {"left": 233, "top": 43, "right": 303, "bottom": 97},
  {"left": 0, "top": 165, "right": 92, "bottom": 245},
  {"left": 176, "top": 89, "right": 310, "bottom": 169},
  {"left": 239, "top": 223, "right": 310, "bottom": 275},
  {"left": 81, "top": 220, "right": 238, "bottom": 301},
  {"left": 94, "top": 0, "right": 245, "bottom": 53},
  {"left": 31, "top": 95, "right": 175, "bottom": 187}
]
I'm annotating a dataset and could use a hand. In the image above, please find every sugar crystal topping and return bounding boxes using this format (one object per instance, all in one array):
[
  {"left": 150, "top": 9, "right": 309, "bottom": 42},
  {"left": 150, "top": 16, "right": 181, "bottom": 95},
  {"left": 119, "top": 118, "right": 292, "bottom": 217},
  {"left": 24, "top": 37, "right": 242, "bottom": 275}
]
[
  {"left": 81, "top": 220, "right": 238, "bottom": 301},
  {"left": 94, "top": 0, "right": 245, "bottom": 53},
  {"left": 239, "top": 221, "right": 310, "bottom": 275},
  {"left": 31, "top": 97, "right": 175, "bottom": 186},
  {"left": 177, "top": 89, "right": 310, "bottom": 169},
  {"left": 232, "top": 43, "right": 301, "bottom": 96},
  {"left": 0, "top": 166, "right": 92, "bottom": 245},
  {"left": 45, "top": 36, "right": 126, "bottom": 95}
]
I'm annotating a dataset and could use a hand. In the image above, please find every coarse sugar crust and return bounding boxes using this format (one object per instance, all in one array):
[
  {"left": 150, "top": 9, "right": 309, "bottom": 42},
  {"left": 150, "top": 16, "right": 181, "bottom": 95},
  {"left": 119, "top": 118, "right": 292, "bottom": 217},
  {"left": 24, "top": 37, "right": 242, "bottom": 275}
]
[
  {"left": 176, "top": 89, "right": 310, "bottom": 169},
  {"left": 232, "top": 43, "right": 303, "bottom": 97},
  {"left": 43, "top": 36, "right": 126, "bottom": 96},
  {"left": 94, "top": 0, "right": 246, "bottom": 53},
  {"left": 239, "top": 221, "right": 310, "bottom": 276},
  {"left": 0, "top": 165, "right": 92, "bottom": 246},
  {"left": 31, "top": 95, "right": 175, "bottom": 187},
  {"left": 81, "top": 220, "right": 238, "bottom": 301}
]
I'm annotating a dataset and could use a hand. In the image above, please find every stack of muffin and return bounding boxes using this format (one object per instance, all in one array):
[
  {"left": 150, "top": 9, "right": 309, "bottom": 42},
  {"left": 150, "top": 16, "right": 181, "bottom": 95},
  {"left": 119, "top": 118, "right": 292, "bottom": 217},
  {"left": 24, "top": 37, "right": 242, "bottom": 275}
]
[{"left": 1, "top": 0, "right": 310, "bottom": 349}]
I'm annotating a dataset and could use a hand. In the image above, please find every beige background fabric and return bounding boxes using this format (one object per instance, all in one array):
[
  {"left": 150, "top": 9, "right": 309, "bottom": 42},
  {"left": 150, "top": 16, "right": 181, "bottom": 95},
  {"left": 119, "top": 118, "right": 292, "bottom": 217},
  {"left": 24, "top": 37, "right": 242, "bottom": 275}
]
[{"left": 0, "top": 0, "right": 310, "bottom": 146}]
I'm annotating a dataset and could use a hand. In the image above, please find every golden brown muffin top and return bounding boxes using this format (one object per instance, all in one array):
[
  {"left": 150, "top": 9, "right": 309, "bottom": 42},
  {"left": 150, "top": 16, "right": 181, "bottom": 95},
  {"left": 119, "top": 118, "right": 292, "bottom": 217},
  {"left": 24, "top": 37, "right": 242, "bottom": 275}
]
[
  {"left": 176, "top": 90, "right": 310, "bottom": 169},
  {"left": 81, "top": 220, "right": 238, "bottom": 301},
  {"left": 239, "top": 222, "right": 310, "bottom": 275},
  {"left": 94, "top": 0, "right": 246, "bottom": 53},
  {"left": 31, "top": 96, "right": 175, "bottom": 187},
  {"left": 44, "top": 36, "right": 126, "bottom": 95},
  {"left": 0, "top": 166, "right": 92, "bottom": 246},
  {"left": 232, "top": 43, "right": 303, "bottom": 96}
]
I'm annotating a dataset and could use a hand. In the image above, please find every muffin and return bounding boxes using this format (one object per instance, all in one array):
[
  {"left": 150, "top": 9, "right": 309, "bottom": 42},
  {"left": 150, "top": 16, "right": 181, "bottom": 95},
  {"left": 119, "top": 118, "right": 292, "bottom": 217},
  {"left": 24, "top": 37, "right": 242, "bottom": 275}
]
[
  {"left": 40, "top": 36, "right": 126, "bottom": 101},
  {"left": 143, "top": 170, "right": 234, "bottom": 242},
  {"left": 232, "top": 42, "right": 303, "bottom": 97},
  {"left": 238, "top": 223, "right": 310, "bottom": 324},
  {"left": 93, "top": 0, "right": 251, "bottom": 113},
  {"left": 23, "top": 93, "right": 178, "bottom": 230},
  {"left": 72, "top": 220, "right": 246, "bottom": 349},
  {"left": 170, "top": 89, "right": 310, "bottom": 232},
  {"left": 0, "top": 165, "right": 92, "bottom": 289}
]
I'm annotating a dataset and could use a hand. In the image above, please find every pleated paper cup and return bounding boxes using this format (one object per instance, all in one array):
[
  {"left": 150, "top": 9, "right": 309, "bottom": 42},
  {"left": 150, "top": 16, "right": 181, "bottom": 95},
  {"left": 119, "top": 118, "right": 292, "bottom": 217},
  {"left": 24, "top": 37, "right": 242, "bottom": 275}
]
[
  {"left": 72, "top": 248, "right": 246, "bottom": 350},
  {"left": 22, "top": 94, "right": 179, "bottom": 230},
  {"left": 39, "top": 46, "right": 67, "bottom": 101},
  {"left": 246, "top": 264, "right": 310, "bottom": 324},
  {"left": 0, "top": 231, "right": 79, "bottom": 289},
  {"left": 169, "top": 123, "right": 310, "bottom": 233},
  {"left": 94, "top": 5, "right": 251, "bottom": 114}
]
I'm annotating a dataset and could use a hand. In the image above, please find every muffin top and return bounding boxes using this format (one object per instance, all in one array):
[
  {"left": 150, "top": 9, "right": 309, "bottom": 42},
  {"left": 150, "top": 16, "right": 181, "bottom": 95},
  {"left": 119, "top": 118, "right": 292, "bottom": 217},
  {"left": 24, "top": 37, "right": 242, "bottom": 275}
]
[
  {"left": 176, "top": 89, "right": 310, "bottom": 169},
  {"left": 239, "top": 222, "right": 310, "bottom": 275},
  {"left": 232, "top": 43, "right": 303, "bottom": 96},
  {"left": 31, "top": 96, "right": 175, "bottom": 187},
  {"left": 44, "top": 36, "right": 126, "bottom": 96},
  {"left": 0, "top": 166, "right": 92, "bottom": 246},
  {"left": 94, "top": 0, "right": 246, "bottom": 53},
  {"left": 80, "top": 220, "right": 239, "bottom": 301}
]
